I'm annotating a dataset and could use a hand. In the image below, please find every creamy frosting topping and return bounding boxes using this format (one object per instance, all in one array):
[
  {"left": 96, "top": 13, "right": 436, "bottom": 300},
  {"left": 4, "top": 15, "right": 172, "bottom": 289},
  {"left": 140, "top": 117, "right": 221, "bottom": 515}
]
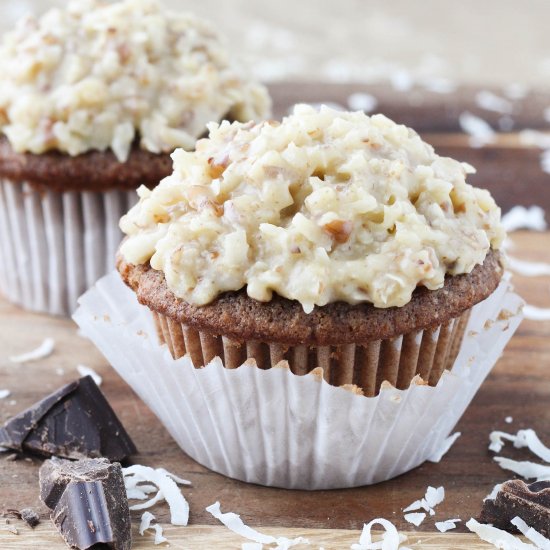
[
  {"left": 120, "top": 105, "right": 504, "bottom": 312},
  {"left": 0, "top": 0, "right": 270, "bottom": 161}
]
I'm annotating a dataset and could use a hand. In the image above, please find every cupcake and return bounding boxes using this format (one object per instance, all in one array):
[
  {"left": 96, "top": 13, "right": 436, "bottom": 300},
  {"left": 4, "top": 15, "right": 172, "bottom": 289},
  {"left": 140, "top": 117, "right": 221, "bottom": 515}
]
[
  {"left": 0, "top": 0, "right": 270, "bottom": 316},
  {"left": 76, "top": 105, "right": 521, "bottom": 489},
  {"left": 117, "top": 104, "right": 505, "bottom": 396}
]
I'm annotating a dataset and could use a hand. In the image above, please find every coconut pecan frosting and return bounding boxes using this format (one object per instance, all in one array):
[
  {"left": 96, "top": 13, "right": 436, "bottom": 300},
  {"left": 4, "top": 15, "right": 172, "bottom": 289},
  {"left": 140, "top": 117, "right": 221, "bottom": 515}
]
[
  {"left": 0, "top": 0, "right": 270, "bottom": 162},
  {"left": 120, "top": 105, "right": 504, "bottom": 312}
]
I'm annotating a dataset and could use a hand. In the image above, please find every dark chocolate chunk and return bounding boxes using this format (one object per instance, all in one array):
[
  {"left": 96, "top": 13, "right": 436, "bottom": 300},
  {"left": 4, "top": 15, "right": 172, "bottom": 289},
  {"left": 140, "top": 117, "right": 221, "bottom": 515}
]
[
  {"left": 0, "top": 376, "right": 136, "bottom": 461},
  {"left": 479, "top": 496, "right": 504, "bottom": 527},
  {"left": 39, "top": 458, "right": 131, "bottom": 550},
  {"left": 479, "top": 479, "right": 550, "bottom": 537},
  {"left": 20, "top": 508, "right": 40, "bottom": 528},
  {"left": 40, "top": 456, "right": 114, "bottom": 509}
]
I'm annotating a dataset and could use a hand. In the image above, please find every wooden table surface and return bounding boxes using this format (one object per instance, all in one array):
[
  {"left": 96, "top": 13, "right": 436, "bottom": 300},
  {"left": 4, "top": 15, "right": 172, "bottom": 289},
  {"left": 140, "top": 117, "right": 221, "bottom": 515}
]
[{"left": 1, "top": 84, "right": 550, "bottom": 548}]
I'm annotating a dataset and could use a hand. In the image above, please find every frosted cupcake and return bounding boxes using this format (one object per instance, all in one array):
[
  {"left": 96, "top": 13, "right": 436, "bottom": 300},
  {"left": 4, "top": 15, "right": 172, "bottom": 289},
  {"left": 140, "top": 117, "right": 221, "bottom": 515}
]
[
  {"left": 0, "top": 0, "right": 270, "bottom": 316},
  {"left": 117, "top": 105, "right": 504, "bottom": 396}
]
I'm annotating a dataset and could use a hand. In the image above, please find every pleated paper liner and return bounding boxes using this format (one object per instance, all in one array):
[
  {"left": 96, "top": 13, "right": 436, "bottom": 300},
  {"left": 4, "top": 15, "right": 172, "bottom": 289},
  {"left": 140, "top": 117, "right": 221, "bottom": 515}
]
[
  {"left": 0, "top": 179, "right": 136, "bottom": 316},
  {"left": 74, "top": 272, "right": 523, "bottom": 489},
  {"left": 150, "top": 308, "right": 470, "bottom": 396}
]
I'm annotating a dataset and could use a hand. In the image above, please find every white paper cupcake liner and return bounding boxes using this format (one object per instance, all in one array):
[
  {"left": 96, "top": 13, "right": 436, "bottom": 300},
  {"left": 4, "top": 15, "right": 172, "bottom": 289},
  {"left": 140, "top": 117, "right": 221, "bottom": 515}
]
[
  {"left": 74, "top": 272, "right": 523, "bottom": 490},
  {"left": 0, "top": 179, "right": 136, "bottom": 316}
]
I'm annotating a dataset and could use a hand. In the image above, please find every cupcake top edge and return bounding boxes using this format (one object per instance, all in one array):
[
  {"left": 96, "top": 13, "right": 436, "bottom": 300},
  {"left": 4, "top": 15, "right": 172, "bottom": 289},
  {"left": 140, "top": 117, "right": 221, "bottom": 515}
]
[
  {"left": 119, "top": 104, "right": 505, "bottom": 312},
  {"left": 0, "top": 0, "right": 271, "bottom": 162}
]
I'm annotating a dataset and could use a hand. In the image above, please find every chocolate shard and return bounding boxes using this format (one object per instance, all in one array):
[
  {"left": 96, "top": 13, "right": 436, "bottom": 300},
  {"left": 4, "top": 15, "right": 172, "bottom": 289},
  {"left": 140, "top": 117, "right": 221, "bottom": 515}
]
[
  {"left": 39, "top": 458, "right": 131, "bottom": 550},
  {"left": 0, "top": 376, "right": 136, "bottom": 461},
  {"left": 479, "top": 479, "right": 550, "bottom": 537},
  {"left": 39, "top": 456, "right": 114, "bottom": 509},
  {"left": 20, "top": 508, "right": 40, "bottom": 528}
]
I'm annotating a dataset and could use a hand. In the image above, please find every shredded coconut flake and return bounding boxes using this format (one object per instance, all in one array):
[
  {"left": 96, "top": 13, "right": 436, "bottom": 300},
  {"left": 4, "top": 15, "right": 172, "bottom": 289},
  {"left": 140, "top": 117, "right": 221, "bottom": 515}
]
[
  {"left": 494, "top": 457, "right": 550, "bottom": 481},
  {"left": 505, "top": 416, "right": 514, "bottom": 424},
  {"left": 390, "top": 69, "right": 413, "bottom": 92},
  {"left": 404, "top": 513, "right": 425, "bottom": 527},
  {"left": 129, "top": 491, "right": 165, "bottom": 511},
  {"left": 347, "top": 92, "right": 378, "bottom": 113},
  {"left": 511, "top": 516, "right": 550, "bottom": 550},
  {"left": 351, "top": 518, "right": 408, "bottom": 550},
  {"left": 523, "top": 305, "right": 550, "bottom": 321},
  {"left": 435, "top": 519, "right": 461, "bottom": 533},
  {"left": 152, "top": 525, "right": 167, "bottom": 544},
  {"left": 427, "top": 432, "right": 461, "bottom": 463},
  {"left": 9, "top": 338, "right": 55, "bottom": 363},
  {"left": 475, "top": 91, "right": 514, "bottom": 114},
  {"left": 425, "top": 486, "right": 445, "bottom": 508},
  {"left": 139, "top": 511, "right": 155, "bottom": 535},
  {"left": 139, "top": 511, "right": 168, "bottom": 545},
  {"left": 466, "top": 518, "right": 538, "bottom": 549},
  {"left": 501, "top": 206, "right": 547, "bottom": 232},
  {"left": 206, "top": 502, "right": 308, "bottom": 549},
  {"left": 459, "top": 112, "right": 495, "bottom": 146},
  {"left": 76, "top": 365, "right": 102, "bottom": 386},
  {"left": 403, "top": 499, "right": 430, "bottom": 514},
  {"left": 127, "top": 488, "right": 152, "bottom": 500},
  {"left": 403, "top": 486, "right": 444, "bottom": 517},
  {"left": 0, "top": 389, "right": 10, "bottom": 399},
  {"left": 157, "top": 468, "right": 192, "bottom": 486},
  {"left": 508, "top": 256, "right": 550, "bottom": 277},
  {"left": 420, "top": 77, "right": 456, "bottom": 94},
  {"left": 541, "top": 150, "right": 550, "bottom": 174},
  {"left": 127, "top": 484, "right": 158, "bottom": 500},
  {"left": 489, "top": 429, "right": 550, "bottom": 461},
  {"left": 489, "top": 431, "right": 509, "bottom": 453},
  {"left": 123, "top": 465, "right": 190, "bottom": 526},
  {"left": 504, "top": 83, "right": 529, "bottom": 100}
]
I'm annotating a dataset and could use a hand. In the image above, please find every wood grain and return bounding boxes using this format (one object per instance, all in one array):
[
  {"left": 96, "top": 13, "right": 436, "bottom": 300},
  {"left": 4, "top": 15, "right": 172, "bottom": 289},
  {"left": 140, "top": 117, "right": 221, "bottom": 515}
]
[{"left": 0, "top": 523, "right": 535, "bottom": 550}]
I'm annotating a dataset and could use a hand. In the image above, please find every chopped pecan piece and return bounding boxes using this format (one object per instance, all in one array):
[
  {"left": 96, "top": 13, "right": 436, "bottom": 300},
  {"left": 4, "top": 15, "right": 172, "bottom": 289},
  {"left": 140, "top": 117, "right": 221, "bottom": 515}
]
[{"left": 323, "top": 219, "right": 353, "bottom": 243}]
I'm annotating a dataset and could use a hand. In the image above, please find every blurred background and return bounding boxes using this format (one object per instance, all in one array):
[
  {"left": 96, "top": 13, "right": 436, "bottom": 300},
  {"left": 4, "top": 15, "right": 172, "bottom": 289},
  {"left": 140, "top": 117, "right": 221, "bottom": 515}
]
[
  {"left": 3, "top": 0, "right": 550, "bottom": 88},
  {"left": 2, "top": 0, "right": 550, "bottom": 213}
]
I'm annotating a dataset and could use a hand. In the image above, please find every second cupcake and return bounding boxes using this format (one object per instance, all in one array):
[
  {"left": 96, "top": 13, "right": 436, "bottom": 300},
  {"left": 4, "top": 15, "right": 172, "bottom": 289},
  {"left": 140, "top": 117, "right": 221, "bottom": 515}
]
[{"left": 0, "top": 0, "right": 270, "bottom": 316}]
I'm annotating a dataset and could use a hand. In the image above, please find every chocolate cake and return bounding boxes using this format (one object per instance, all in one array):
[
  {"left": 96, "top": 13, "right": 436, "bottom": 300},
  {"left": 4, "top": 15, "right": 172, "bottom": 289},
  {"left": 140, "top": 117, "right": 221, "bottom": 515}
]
[{"left": 0, "top": 137, "right": 172, "bottom": 193}]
